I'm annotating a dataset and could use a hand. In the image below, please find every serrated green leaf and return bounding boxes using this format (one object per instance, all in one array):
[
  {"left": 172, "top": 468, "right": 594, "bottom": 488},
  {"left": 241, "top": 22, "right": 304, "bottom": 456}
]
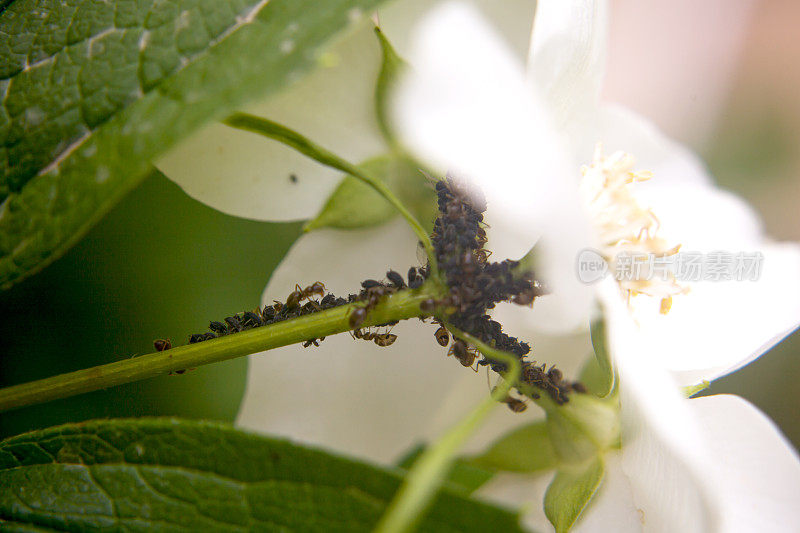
[
  {"left": 544, "top": 456, "right": 605, "bottom": 533},
  {"left": 588, "top": 318, "right": 615, "bottom": 397},
  {"left": 0, "top": 418, "right": 523, "bottom": 532},
  {"left": 397, "top": 445, "right": 495, "bottom": 496},
  {"left": 0, "top": 0, "right": 386, "bottom": 290},
  {"left": 305, "top": 154, "right": 435, "bottom": 232},
  {"left": 467, "top": 421, "right": 559, "bottom": 474}
]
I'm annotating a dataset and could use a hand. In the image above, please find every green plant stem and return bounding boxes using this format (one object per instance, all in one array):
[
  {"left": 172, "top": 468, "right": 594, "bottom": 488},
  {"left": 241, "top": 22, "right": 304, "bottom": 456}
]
[
  {"left": 223, "top": 113, "right": 439, "bottom": 278},
  {"left": 0, "top": 291, "right": 433, "bottom": 414},
  {"left": 375, "top": 326, "right": 522, "bottom": 533}
]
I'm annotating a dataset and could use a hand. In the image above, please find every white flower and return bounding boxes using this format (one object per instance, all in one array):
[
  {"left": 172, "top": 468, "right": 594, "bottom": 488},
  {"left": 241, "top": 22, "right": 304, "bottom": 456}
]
[
  {"left": 391, "top": 0, "right": 800, "bottom": 386},
  {"left": 391, "top": 1, "right": 800, "bottom": 530}
]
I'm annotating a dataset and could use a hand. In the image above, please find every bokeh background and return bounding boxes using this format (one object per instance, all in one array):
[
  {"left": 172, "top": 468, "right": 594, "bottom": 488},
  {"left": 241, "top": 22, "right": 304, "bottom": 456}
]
[{"left": 1, "top": 0, "right": 799, "bottom": 449}]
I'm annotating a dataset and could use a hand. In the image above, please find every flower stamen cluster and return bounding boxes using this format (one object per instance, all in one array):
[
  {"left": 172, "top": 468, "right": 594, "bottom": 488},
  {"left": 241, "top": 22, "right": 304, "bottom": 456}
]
[{"left": 580, "top": 144, "right": 687, "bottom": 314}]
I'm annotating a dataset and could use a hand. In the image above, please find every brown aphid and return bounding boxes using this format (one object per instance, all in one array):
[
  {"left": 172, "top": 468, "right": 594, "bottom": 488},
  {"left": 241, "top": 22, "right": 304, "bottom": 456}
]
[
  {"left": 420, "top": 299, "right": 436, "bottom": 314},
  {"left": 504, "top": 397, "right": 528, "bottom": 413},
  {"left": 349, "top": 307, "right": 367, "bottom": 329},
  {"left": 491, "top": 386, "right": 528, "bottom": 413},
  {"left": 434, "top": 326, "right": 450, "bottom": 347},
  {"left": 450, "top": 339, "right": 476, "bottom": 368},
  {"left": 154, "top": 339, "right": 172, "bottom": 351},
  {"left": 366, "top": 284, "right": 389, "bottom": 307},
  {"left": 511, "top": 289, "right": 536, "bottom": 306},
  {"left": 352, "top": 328, "right": 376, "bottom": 341},
  {"left": 373, "top": 333, "right": 398, "bottom": 347}
]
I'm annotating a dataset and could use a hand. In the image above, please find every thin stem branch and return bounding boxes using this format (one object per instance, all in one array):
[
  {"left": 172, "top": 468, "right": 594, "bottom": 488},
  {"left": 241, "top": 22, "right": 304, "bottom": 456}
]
[
  {"left": 375, "top": 325, "right": 522, "bottom": 533},
  {"left": 0, "top": 291, "right": 432, "bottom": 414},
  {"left": 223, "top": 113, "right": 439, "bottom": 278}
]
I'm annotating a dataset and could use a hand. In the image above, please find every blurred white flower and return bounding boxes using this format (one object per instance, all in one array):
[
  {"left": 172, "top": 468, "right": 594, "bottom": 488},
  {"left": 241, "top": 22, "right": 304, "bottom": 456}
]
[
  {"left": 391, "top": 1, "right": 800, "bottom": 530},
  {"left": 391, "top": 0, "right": 800, "bottom": 386}
]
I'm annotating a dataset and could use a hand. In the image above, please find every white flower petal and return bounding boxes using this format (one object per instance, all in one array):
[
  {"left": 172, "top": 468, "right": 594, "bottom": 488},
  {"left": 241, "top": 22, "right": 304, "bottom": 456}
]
[
  {"left": 528, "top": 0, "right": 608, "bottom": 130},
  {"left": 629, "top": 242, "right": 800, "bottom": 385},
  {"left": 156, "top": 22, "right": 386, "bottom": 221},
  {"left": 597, "top": 279, "right": 720, "bottom": 532},
  {"left": 690, "top": 395, "right": 800, "bottom": 533},
  {"left": 637, "top": 183, "right": 763, "bottom": 251},
  {"left": 573, "top": 454, "right": 642, "bottom": 533},
  {"left": 236, "top": 220, "right": 464, "bottom": 463},
  {"left": 477, "top": 472, "right": 554, "bottom": 533},
  {"left": 157, "top": 0, "right": 538, "bottom": 223},
  {"left": 531, "top": 231, "right": 598, "bottom": 333},
  {"left": 588, "top": 104, "right": 714, "bottom": 188},
  {"left": 425, "top": 369, "right": 546, "bottom": 457},
  {"left": 378, "top": 0, "right": 537, "bottom": 63},
  {"left": 392, "top": 1, "right": 580, "bottom": 261},
  {"left": 490, "top": 302, "right": 593, "bottom": 371}
]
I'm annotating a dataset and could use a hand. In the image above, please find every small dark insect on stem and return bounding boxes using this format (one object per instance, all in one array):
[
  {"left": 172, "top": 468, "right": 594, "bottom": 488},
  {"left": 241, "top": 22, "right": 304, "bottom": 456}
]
[{"left": 0, "top": 290, "right": 435, "bottom": 413}]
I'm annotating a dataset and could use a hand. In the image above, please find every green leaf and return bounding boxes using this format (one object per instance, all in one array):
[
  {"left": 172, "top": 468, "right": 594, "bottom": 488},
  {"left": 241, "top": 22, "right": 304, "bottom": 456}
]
[
  {"left": 397, "top": 445, "right": 495, "bottom": 496},
  {"left": 544, "top": 456, "right": 605, "bottom": 533},
  {"left": 0, "top": 418, "right": 524, "bottom": 532},
  {"left": 467, "top": 421, "right": 559, "bottom": 474},
  {"left": 305, "top": 154, "right": 435, "bottom": 232},
  {"left": 588, "top": 318, "right": 615, "bottom": 397},
  {"left": 373, "top": 26, "right": 406, "bottom": 146},
  {"left": 0, "top": 0, "right": 386, "bottom": 290}
]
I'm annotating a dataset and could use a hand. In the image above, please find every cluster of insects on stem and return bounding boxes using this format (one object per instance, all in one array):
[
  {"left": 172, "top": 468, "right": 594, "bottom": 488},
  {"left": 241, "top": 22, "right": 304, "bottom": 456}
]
[{"left": 155, "top": 173, "right": 587, "bottom": 410}]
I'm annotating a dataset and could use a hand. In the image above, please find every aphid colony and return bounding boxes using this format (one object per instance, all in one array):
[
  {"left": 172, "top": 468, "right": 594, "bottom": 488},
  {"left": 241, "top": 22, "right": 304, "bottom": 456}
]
[
  {"left": 178, "top": 276, "right": 405, "bottom": 350},
  {"left": 180, "top": 281, "right": 341, "bottom": 348},
  {"left": 156, "top": 172, "right": 585, "bottom": 407},
  {"left": 415, "top": 175, "right": 585, "bottom": 406}
]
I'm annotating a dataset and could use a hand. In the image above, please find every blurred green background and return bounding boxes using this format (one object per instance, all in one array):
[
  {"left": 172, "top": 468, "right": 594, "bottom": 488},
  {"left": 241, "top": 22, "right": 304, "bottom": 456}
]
[
  {"left": 0, "top": 171, "right": 301, "bottom": 437},
  {"left": 698, "top": 102, "right": 800, "bottom": 448}
]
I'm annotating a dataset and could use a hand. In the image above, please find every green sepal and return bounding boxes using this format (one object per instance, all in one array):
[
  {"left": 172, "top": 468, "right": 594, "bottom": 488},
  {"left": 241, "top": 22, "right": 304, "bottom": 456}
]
[
  {"left": 545, "top": 394, "right": 619, "bottom": 465},
  {"left": 305, "top": 153, "right": 436, "bottom": 232},
  {"left": 589, "top": 318, "right": 615, "bottom": 397},
  {"left": 373, "top": 25, "right": 407, "bottom": 146},
  {"left": 544, "top": 456, "right": 605, "bottom": 533},
  {"left": 467, "top": 421, "right": 559, "bottom": 474}
]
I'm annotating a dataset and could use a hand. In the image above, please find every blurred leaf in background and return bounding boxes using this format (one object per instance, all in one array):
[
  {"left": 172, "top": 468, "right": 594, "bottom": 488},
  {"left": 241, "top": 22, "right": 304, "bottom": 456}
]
[{"left": 0, "top": 170, "right": 301, "bottom": 438}]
